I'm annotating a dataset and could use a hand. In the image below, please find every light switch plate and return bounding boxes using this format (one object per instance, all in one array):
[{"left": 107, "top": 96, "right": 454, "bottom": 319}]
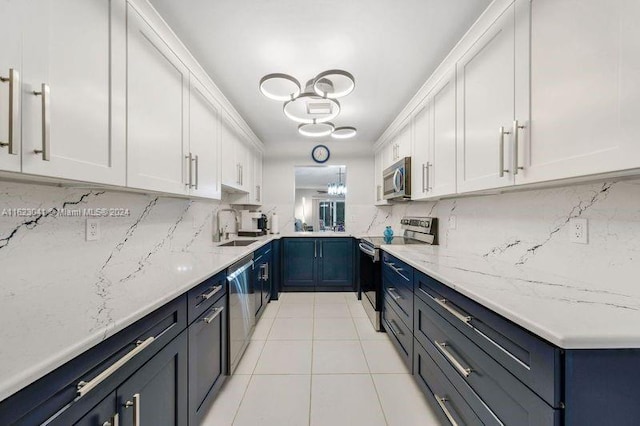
[
  {"left": 86, "top": 218, "right": 101, "bottom": 241},
  {"left": 569, "top": 218, "right": 588, "bottom": 244}
]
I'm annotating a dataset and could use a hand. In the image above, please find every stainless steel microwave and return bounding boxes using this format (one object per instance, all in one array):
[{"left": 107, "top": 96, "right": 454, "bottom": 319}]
[{"left": 383, "top": 157, "right": 411, "bottom": 200}]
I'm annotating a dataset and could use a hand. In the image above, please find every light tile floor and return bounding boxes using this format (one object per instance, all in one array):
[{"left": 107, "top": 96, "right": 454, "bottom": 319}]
[{"left": 201, "top": 292, "right": 442, "bottom": 426}]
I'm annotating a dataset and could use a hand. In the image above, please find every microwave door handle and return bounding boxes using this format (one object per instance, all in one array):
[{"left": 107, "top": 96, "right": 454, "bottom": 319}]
[{"left": 392, "top": 168, "right": 402, "bottom": 193}]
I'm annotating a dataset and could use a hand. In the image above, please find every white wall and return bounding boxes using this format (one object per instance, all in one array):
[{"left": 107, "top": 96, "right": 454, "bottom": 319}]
[{"left": 262, "top": 139, "right": 374, "bottom": 233}]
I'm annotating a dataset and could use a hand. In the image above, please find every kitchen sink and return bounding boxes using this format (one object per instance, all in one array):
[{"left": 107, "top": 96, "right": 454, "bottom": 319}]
[{"left": 219, "top": 240, "right": 257, "bottom": 247}]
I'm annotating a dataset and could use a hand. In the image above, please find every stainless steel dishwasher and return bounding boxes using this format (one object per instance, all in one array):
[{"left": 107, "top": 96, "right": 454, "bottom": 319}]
[{"left": 227, "top": 254, "right": 255, "bottom": 374}]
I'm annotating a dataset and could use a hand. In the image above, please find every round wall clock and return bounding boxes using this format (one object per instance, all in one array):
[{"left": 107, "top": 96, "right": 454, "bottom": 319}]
[{"left": 311, "top": 145, "right": 330, "bottom": 163}]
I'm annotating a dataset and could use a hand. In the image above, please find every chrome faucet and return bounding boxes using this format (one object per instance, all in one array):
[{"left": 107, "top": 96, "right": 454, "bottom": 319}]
[{"left": 214, "top": 208, "right": 239, "bottom": 242}]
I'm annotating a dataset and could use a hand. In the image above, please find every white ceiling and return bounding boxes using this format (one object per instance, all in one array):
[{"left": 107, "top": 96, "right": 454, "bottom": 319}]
[{"left": 149, "top": 0, "right": 491, "bottom": 149}]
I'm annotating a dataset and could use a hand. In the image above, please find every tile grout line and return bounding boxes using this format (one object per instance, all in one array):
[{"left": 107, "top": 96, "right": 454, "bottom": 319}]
[{"left": 350, "top": 296, "right": 391, "bottom": 426}]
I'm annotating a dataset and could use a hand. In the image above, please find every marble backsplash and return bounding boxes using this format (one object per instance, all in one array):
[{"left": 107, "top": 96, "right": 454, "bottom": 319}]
[
  {"left": 0, "top": 181, "right": 236, "bottom": 331},
  {"left": 262, "top": 177, "right": 640, "bottom": 285}
]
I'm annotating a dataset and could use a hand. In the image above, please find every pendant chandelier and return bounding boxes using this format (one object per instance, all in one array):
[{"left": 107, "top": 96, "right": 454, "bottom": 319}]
[
  {"left": 259, "top": 70, "right": 357, "bottom": 139},
  {"left": 328, "top": 168, "right": 347, "bottom": 195}
]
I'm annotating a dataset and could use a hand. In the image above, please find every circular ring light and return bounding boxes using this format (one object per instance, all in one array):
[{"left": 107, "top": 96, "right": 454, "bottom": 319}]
[
  {"left": 331, "top": 126, "right": 357, "bottom": 139},
  {"left": 283, "top": 93, "right": 341, "bottom": 124},
  {"left": 313, "top": 70, "right": 355, "bottom": 98},
  {"left": 298, "top": 122, "right": 335, "bottom": 138},
  {"left": 259, "top": 73, "right": 301, "bottom": 101}
]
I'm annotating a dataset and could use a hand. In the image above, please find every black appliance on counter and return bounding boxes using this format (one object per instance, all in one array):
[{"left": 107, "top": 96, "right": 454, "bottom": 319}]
[
  {"left": 257, "top": 214, "right": 268, "bottom": 235},
  {"left": 358, "top": 217, "right": 437, "bottom": 331}
]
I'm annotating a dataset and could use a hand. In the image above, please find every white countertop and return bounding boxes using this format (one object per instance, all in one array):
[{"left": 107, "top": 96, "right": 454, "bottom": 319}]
[
  {"left": 0, "top": 235, "right": 283, "bottom": 402},
  {"left": 381, "top": 245, "right": 640, "bottom": 349}
]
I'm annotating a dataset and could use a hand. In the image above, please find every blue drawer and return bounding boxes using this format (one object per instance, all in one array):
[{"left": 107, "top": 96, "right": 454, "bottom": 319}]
[
  {"left": 414, "top": 270, "right": 561, "bottom": 408},
  {"left": 381, "top": 252, "right": 413, "bottom": 327},
  {"left": 382, "top": 300, "right": 413, "bottom": 372},
  {"left": 414, "top": 338, "right": 486, "bottom": 426},
  {"left": 415, "top": 295, "right": 558, "bottom": 425},
  {"left": 187, "top": 271, "right": 227, "bottom": 324}
]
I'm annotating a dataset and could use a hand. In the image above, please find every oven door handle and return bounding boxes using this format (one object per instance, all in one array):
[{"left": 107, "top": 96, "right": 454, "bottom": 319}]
[{"left": 358, "top": 242, "right": 377, "bottom": 258}]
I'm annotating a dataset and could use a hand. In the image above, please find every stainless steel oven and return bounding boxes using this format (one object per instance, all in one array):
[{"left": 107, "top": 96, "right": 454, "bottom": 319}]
[
  {"left": 358, "top": 240, "right": 382, "bottom": 330},
  {"left": 383, "top": 157, "right": 411, "bottom": 200}
]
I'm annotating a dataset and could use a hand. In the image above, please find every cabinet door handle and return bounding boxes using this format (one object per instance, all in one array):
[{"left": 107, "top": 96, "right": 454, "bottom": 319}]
[
  {"left": 185, "top": 153, "right": 193, "bottom": 188},
  {"left": 76, "top": 337, "right": 154, "bottom": 397},
  {"left": 0, "top": 68, "right": 20, "bottom": 155},
  {"left": 314, "top": 240, "right": 317, "bottom": 258},
  {"left": 434, "top": 394, "right": 459, "bottom": 426},
  {"left": 200, "top": 284, "right": 222, "bottom": 300},
  {"left": 387, "top": 287, "right": 402, "bottom": 301},
  {"left": 320, "top": 241, "right": 323, "bottom": 258},
  {"left": 498, "top": 126, "right": 511, "bottom": 177},
  {"left": 422, "top": 163, "right": 426, "bottom": 193},
  {"left": 513, "top": 120, "right": 525, "bottom": 175},
  {"left": 124, "top": 393, "right": 141, "bottom": 426},
  {"left": 435, "top": 341, "right": 473, "bottom": 378},
  {"left": 33, "top": 83, "right": 50, "bottom": 161},
  {"left": 237, "top": 164, "right": 240, "bottom": 185},
  {"left": 203, "top": 306, "right": 224, "bottom": 324},
  {"left": 264, "top": 263, "right": 269, "bottom": 281},
  {"left": 384, "top": 261, "right": 409, "bottom": 281},
  {"left": 102, "top": 413, "right": 119, "bottom": 426},
  {"left": 194, "top": 154, "right": 199, "bottom": 189},
  {"left": 240, "top": 164, "right": 243, "bottom": 185}
]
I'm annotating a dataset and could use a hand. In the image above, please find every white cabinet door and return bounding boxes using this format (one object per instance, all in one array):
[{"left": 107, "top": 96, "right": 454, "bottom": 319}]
[
  {"left": 412, "top": 100, "right": 431, "bottom": 200},
  {"left": 21, "top": 0, "right": 126, "bottom": 184},
  {"left": 382, "top": 141, "right": 395, "bottom": 168},
  {"left": 395, "top": 119, "right": 412, "bottom": 159},
  {"left": 456, "top": 3, "right": 516, "bottom": 193},
  {"left": 220, "top": 117, "right": 239, "bottom": 188},
  {"left": 252, "top": 150, "right": 263, "bottom": 204},
  {"left": 0, "top": 0, "right": 22, "bottom": 172},
  {"left": 236, "top": 139, "right": 249, "bottom": 191},
  {"left": 517, "top": 0, "right": 640, "bottom": 184},
  {"left": 126, "top": 4, "right": 188, "bottom": 194},
  {"left": 189, "top": 75, "right": 221, "bottom": 199},
  {"left": 430, "top": 70, "right": 457, "bottom": 197}
]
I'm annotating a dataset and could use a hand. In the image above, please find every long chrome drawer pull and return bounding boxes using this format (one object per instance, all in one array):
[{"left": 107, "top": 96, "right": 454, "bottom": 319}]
[
  {"left": 194, "top": 154, "right": 199, "bottom": 189},
  {"left": 384, "top": 261, "right": 409, "bottom": 281},
  {"left": 203, "top": 306, "right": 224, "bottom": 324},
  {"left": 0, "top": 68, "right": 20, "bottom": 154},
  {"left": 76, "top": 337, "right": 154, "bottom": 397},
  {"left": 33, "top": 83, "right": 50, "bottom": 161},
  {"left": 434, "top": 394, "right": 459, "bottom": 426},
  {"left": 200, "top": 285, "right": 223, "bottom": 300},
  {"left": 387, "top": 287, "right": 402, "bottom": 301},
  {"left": 434, "top": 297, "right": 472, "bottom": 325},
  {"left": 388, "top": 319, "right": 403, "bottom": 336},
  {"left": 499, "top": 126, "right": 510, "bottom": 177},
  {"left": 435, "top": 341, "right": 473, "bottom": 378}
]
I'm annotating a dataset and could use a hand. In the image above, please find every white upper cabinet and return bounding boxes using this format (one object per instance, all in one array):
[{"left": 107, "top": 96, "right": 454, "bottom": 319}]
[
  {"left": 252, "top": 150, "right": 263, "bottom": 204},
  {"left": 395, "top": 120, "right": 412, "bottom": 160},
  {"left": 411, "top": 100, "right": 431, "bottom": 200},
  {"left": 126, "top": 4, "right": 189, "bottom": 195},
  {"left": 518, "top": 0, "right": 640, "bottom": 184},
  {"left": 430, "top": 70, "right": 457, "bottom": 198},
  {"left": 221, "top": 117, "right": 252, "bottom": 192},
  {"left": 456, "top": 2, "right": 517, "bottom": 193},
  {"left": 21, "top": 0, "right": 126, "bottom": 185},
  {"left": 188, "top": 75, "right": 221, "bottom": 199},
  {"left": 0, "top": 0, "right": 22, "bottom": 172}
]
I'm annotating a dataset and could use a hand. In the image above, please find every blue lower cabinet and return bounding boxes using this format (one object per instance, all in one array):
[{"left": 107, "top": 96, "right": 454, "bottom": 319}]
[
  {"left": 316, "top": 238, "right": 353, "bottom": 290},
  {"left": 188, "top": 293, "right": 227, "bottom": 425},
  {"left": 382, "top": 300, "right": 413, "bottom": 372},
  {"left": 282, "top": 238, "right": 317, "bottom": 289},
  {"left": 282, "top": 238, "right": 354, "bottom": 291},
  {"left": 117, "top": 331, "right": 188, "bottom": 426}
]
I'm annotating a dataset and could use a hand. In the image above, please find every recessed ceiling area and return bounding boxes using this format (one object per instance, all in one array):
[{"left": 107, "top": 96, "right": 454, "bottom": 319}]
[{"left": 148, "top": 0, "right": 491, "bottom": 148}]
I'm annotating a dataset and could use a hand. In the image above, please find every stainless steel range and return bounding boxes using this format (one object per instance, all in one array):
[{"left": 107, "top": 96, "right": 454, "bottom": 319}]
[{"left": 358, "top": 217, "right": 437, "bottom": 330}]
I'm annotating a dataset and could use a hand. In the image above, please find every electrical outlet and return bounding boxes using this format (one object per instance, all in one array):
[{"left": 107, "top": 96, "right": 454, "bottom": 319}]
[
  {"left": 449, "top": 215, "right": 457, "bottom": 230},
  {"left": 86, "top": 218, "right": 101, "bottom": 241},
  {"left": 569, "top": 218, "right": 588, "bottom": 244}
]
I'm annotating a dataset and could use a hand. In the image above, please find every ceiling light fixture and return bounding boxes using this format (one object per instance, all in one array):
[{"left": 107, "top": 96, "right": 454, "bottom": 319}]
[
  {"left": 259, "top": 73, "right": 301, "bottom": 101},
  {"left": 328, "top": 168, "right": 347, "bottom": 196},
  {"left": 331, "top": 126, "right": 357, "bottom": 139},
  {"left": 298, "top": 122, "right": 335, "bottom": 138},
  {"left": 260, "top": 69, "right": 357, "bottom": 138}
]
